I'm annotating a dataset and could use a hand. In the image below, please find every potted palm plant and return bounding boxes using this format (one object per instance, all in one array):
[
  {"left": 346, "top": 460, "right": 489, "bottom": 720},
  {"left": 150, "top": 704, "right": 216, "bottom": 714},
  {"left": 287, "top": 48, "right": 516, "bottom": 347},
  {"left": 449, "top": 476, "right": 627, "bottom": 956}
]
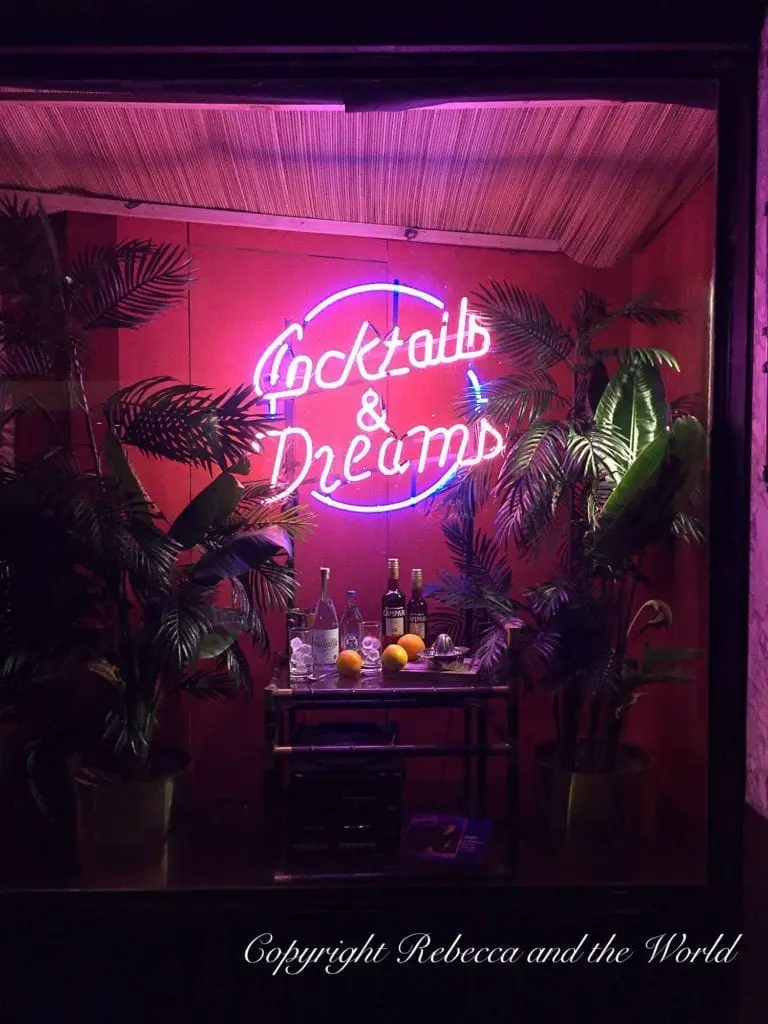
[
  {"left": 0, "top": 197, "right": 307, "bottom": 861},
  {"left": 437, "top": 283, "right": 708, "bottom": 839}
]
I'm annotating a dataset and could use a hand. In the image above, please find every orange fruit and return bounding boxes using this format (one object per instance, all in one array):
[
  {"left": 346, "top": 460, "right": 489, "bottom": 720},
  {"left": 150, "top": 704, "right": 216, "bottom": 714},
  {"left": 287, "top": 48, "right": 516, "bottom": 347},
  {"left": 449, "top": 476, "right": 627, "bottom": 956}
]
[
  {"left": 337, "top": 650, "right": 363, "bottom": 676},
  {"left": 382, "top": 644, "right": 408, "bottom": 671},
  {"left": 397, "top": 634, "right": 425, "bottom": 661}
]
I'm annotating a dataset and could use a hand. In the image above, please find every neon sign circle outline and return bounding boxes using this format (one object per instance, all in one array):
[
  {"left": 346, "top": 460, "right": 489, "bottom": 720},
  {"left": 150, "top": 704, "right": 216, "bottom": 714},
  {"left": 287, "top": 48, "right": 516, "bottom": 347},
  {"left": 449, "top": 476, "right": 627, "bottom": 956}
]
[{"left": 254, "top": 281, "right": 497, "bottom": 515}]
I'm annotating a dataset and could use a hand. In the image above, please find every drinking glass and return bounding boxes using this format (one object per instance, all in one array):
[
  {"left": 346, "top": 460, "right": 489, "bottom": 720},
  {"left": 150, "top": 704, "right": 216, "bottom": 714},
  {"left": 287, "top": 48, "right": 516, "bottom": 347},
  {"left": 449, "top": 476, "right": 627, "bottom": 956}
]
[
  {"left": 288, "top": 627, "right": 314, "bottom": 682},
  {"left": 360, "top": 622, "right": 382, "bottom": 672}
]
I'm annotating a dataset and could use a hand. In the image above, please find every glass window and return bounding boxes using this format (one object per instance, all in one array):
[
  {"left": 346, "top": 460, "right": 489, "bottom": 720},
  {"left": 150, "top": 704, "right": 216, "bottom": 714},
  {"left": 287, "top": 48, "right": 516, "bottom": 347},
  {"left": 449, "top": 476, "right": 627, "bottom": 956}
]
[{"left": 0, "top": 86, "right": 717, "bottom": 890}]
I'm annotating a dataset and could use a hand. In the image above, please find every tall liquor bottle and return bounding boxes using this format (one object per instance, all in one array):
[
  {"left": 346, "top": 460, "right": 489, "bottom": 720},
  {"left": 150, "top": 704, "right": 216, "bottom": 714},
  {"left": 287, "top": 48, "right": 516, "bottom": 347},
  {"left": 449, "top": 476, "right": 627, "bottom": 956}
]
[
  {"left": 312, "top": 567, "right": 340, "bottom": 667},
  {"left": 406, "top": 568, "right": 428, "bottom": 640},
  {"left": 381, "top": 557, "right": 406, "bottom": 645},
  {"left": 340, "top": 589, "right": 363, "bottom": 652}
]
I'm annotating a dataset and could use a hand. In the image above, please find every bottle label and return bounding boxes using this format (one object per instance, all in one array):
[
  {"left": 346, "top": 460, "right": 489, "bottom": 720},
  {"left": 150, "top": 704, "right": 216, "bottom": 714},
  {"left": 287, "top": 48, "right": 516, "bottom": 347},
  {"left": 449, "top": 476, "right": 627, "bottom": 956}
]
[
  {"left": 408, "top": 614, "right": 427, "bottom": 639},
  {"left": 384, "top": 611, "right": 405, "bottom": 638},
  {"left": 342, "top": 633, "right": 361, "bottom": 652},
  {"left": 312, "top": 628, "right": 340, "bottom": 665}
]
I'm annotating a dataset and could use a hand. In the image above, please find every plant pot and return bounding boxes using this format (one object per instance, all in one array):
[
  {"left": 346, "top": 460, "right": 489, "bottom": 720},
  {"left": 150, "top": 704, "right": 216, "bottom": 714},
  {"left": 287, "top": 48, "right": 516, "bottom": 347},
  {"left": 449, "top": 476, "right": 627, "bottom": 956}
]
[
  {"left": 534, "top": 740, "right": 655, "bottom": 843},
  {"left": 72, "top": 746, "right": 189, "bottom": 862}
]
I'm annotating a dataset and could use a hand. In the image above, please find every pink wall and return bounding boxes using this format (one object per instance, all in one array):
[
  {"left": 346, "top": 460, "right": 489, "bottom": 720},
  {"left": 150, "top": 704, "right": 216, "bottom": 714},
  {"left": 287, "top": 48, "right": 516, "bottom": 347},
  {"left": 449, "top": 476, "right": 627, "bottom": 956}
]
[
  {"left": 116, "top": 218, "right": 630, "bottom": 807},
  {"left": 107, "top": 210, "right": 714, "bottom": 826},
  {"left": 627, "top": 176, "right": 714, "bottom": 835},
  {"left": 748, "top": 19, "right": 768, "bottom": 820}
]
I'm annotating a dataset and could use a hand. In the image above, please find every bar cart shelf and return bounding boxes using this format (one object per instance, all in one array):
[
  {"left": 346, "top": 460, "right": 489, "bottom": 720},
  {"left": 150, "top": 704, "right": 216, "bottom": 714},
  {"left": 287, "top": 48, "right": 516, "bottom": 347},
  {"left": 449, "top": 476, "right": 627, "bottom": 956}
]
[{"left": 263, "top": 658, "right": 518, "bottom": 879}]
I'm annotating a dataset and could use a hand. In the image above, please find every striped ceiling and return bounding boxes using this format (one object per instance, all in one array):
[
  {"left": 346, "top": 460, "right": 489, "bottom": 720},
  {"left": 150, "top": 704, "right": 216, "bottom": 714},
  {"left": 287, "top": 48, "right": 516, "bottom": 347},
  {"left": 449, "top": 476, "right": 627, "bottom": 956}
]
[{"left": 0, "top": 100, "right": 716, "bottom": 267}]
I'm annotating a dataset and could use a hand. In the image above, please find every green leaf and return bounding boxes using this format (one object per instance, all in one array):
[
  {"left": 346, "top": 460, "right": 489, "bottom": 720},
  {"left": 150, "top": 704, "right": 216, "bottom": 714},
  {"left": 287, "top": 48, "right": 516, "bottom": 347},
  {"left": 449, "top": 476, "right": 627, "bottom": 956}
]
[
  {"left": 197, "top": 627, "right": 238, "bottom": 660},
  {"left": 102, "top": 430, "right": 154, "bottom": 524},
  {"left": 592, "top": 416, "right": 707, "bottom": 561},
  {"left": 168, "top": 470, "right": 245, "bottom": 550},
  {"left": 593, "top": 357, "right": 668, "bottom": 466},
  {"left": 86, "top": 659, "right": 123, "bottom": 687},
  {"left": 592, "top": 347, "right": 680, "bottom": 371},
  {"left": 193, "top": 526, "right": 292, "bottom": 586}
]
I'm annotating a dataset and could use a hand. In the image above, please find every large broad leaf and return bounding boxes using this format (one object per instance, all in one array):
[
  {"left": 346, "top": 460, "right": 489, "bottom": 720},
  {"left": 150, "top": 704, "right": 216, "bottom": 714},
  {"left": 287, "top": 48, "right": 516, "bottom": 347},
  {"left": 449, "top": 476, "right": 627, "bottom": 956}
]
[
  {"left": 192, "top": 526, "right": 292, "bottom": 585},
  {"left": 102, "top": 430, "right": 154, "bottom": 523},
  {"left": 196, "top": 626, "right": 238, "bottom": 660},
  {"left": 168, "top": 470, "right": 245, "bottom": 550},
  {"left": 592, "top": 416, "right": 707, "bottom": 561},
  {"left": 593, "top": 357, "right": 668, "bottom": 468}
]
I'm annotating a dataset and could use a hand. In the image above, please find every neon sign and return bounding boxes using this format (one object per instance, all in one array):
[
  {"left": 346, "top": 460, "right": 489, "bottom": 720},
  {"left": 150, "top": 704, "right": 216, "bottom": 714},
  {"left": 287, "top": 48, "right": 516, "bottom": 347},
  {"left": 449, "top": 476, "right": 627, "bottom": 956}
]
[{"left": 252, "top": 283, "right": 503, "bottom": 514}]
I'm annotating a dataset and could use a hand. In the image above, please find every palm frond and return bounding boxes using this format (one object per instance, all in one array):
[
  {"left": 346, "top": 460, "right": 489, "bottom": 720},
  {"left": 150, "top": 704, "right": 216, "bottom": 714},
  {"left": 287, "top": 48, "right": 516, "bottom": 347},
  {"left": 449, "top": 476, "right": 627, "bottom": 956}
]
[
  {"left": 493, "top": 420, "right": 570, "bottom": 549},
  {"left": 442, "top": 520, "right": 513, "bottom": 596},
  {"left": 217, "top": 639, "right": 254, "bottom": 689},
  {"left": 525, "top": 579, "right": 574, "bottom": 624},
  {"left": 576, "top": 292, "right": 686, "bottom": 342},
  {"left": 241, "top": 493, "right": 316, "bottom": 540},
  {"left": 103, "top": 376, "right": 272, "bottom": 470},
  {"left": 472, "top": 281, "right": 572, "bottom": 371},
  {"left": 121, "top": 518, "right": 181, "bottom": 597},
  {"left": 179, "top": 669, "right": 243, "bottom": 701},
  {"left": 670, "top": 510, "right": 706, "bottom": 543},
  {"left": 670, "top": 393, "right": 706, "bottom": 422},
  {"left": 591, "top": 346, "right": 680, "bottom": 372},
  {"left": 434, "top": 458, "right": 495, "bottom": 520},
  {"left": 242, "top": 558, "right": 296, "bottom": 613},
  {"left": 424, "top": 609, "right": 464, "bottom": 646},
  {"left": 571, "top": 290, "right": 610, "bottom": 338},
  {"left": 563, "top": 423, "right": 634, "bottom": 483},
  {"left": 151, "top": 587, "right": 218, "bottom": 672},
  {"left": 458, "top": 369, "right": 564, "bottom": 427},
  {"left": 0, "top": 197, "right": 63, "bottom": 311},
  {"left": 474, "top": 624, "right": 509, "bottom": 674},
  {"left": 69, "top": 240, "right": 193, "bottom": 331}
]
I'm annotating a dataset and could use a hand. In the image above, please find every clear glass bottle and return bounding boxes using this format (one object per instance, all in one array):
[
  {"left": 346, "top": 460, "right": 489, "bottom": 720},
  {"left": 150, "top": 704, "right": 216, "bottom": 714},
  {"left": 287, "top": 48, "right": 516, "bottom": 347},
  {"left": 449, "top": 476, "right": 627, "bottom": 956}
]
[
  {"left": 381, "top": 557, "right": 406, "bottom": 646},
  {"left": 340, "top": 589, "right": 364, "bottom": 652},
  {"left": 406, "top": 568, "right": 428, "bottom": 640},
  {"left": 312, "top": 567, "right": 339, "bottom": 666}
]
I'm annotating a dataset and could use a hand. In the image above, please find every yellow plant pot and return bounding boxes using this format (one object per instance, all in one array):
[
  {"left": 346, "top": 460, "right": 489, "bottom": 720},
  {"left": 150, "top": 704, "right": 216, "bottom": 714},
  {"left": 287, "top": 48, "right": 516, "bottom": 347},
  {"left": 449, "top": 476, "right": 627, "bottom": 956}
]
[
  {"left": 73, "top": 748, "right": 189, "bottom": 861},
  {"left": 534, "top": 741, "right": 655, "bottom": 843}
]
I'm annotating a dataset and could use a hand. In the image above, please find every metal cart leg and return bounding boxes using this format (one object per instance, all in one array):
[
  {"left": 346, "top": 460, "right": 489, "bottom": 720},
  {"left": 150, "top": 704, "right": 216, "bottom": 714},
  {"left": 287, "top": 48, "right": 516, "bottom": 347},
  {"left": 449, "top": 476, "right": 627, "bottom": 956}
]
[
  {"left": 463, "top": 706, "right": 473, "bottom": 812},
  {"left": 263, "top": 690, "right": 282, "bottom": 867},
  {"left": 477, "top": 702, "right": 488, "bottom": 815},
  {"left": 506, "top": 686, "right": 518, "bottom": 873}
]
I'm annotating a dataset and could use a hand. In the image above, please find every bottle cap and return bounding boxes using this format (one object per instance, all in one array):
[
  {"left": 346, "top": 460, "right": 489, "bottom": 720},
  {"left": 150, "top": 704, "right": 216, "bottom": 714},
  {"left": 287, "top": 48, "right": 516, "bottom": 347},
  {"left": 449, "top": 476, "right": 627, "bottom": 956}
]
[
  {"left": 347, "top": 589, "right": 356, "bottom": 596},
  {"left": 388, "top": 557, "right": 399, "bottom": 574}
]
